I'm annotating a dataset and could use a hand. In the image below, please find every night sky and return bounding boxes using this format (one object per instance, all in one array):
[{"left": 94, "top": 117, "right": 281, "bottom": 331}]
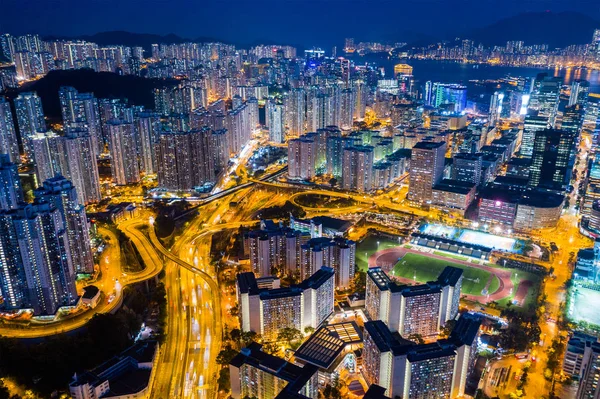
[{"left": 2, "top": 0, "right": 600, "bottom": 48}]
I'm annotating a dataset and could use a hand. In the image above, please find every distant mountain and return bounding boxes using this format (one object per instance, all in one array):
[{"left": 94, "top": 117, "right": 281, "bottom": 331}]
[
  {"left": 463, "top": 11, "right": 600, "bottom": 48},
  {"left": 43, "top": 31, "right": 225, "bottom": 53}
]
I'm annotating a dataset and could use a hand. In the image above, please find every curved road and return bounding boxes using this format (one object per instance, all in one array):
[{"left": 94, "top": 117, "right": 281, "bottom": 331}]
[{"left": 0, "top": 224, "right": 163, "bottom": 338}]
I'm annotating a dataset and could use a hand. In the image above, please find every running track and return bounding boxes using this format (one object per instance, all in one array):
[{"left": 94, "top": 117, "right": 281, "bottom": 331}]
[{"left": 368, "top": 246, "right": 532, "bottom": 304}]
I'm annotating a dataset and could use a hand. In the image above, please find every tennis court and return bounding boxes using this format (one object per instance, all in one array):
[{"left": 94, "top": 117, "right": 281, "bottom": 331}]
[
  {"left": 458, "top": 230, "right": 516, "bottom": 252},
  {"left": 421, "top": 223, "right": 519, "bottom": 253},
  {"left": 421, "top": 224, "right": 458, "bottom": 238}
]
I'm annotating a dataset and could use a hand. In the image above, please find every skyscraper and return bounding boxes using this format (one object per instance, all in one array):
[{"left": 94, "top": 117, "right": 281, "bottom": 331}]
[
  {"left": 569, "top": 80, "right": 590, "bottom": 107},
  {"left": 362, "top": 314, "right": 481, "bottom": 399},
  {"left": 529, "top": 129, "right": 576, "bottom": 189},
  {"left": 433, "top": 83, "right": 467, "bottom": 113},
  {"left": 0, "top": 200, "right": 78, "bottom": 315},
  {"left": 59, "top": 87, "right": 103, "bottom": 155},
  {"left": 266, "top": 100, "right": 285, "bottom": 144},
  {"left": 135, "top": 112, "right": 161, "bottom": 175},
  {"left": 452, "top": 153, "right": 482, "bottom": 186},
  {"left": 156, "top": 128, "right": 222, "bottom": 191},
  {"left": 34, "top": 176, "right": 94, "bottom": 274},
  {"left": 107, "top": 120, "right": 140, "bottom": 185},
  {"left": 489, "top": 91, "right": 504, "bottom": 127},
  {"left": 0, "top": 154, "right": 23, "bottom": 211},
  {"left": 521, "top": 114, "right": 550, "bottom": 158},
  {"left": 342, "top": 145, "right": 374, "bottom": 192},
  {"left": 288, "top": 136, "right": 317, "bottom": 180},
  {"left": 14, "top": 91, "right": 46, "bottom": 160},
  {"left": 307, "top": 92, "right": 333, "bottom": 131},
  {"left": 408, "top": 141, "right": 446, "bottom": 204},
  {"left": 339, "top": 88, "right": 355, "bottom": 130},
  {"left": 0, "top": 97, "right": 20, "bottom": 163},
  {"left": 528, "top": 75, "right": 561, "bottom": 128},
  {"left": 284, "top": 88, "right": 306, "bottom": 137}
]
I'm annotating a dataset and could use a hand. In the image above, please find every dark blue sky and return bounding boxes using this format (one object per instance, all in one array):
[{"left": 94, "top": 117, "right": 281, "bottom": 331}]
[{"left": 2, "top": 0, "right": 599, "bottom": 48}]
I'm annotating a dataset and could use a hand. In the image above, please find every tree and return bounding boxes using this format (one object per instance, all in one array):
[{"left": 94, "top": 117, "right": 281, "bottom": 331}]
[
  {"left": 304, "top": 326, "right": 315, "bottom": 335},
  {"left": 240, "top": 331, "right": 258, "bottom": 348},
  {"left": 229, "top": 304, "right": 240, "bottom": 317},
  {"left": 350, "top": 269, "right": 366, "bottom": 293},
  {"left": 321, "top": 384, "right": 342, "bottom": 399},
  {"left": 407, "top": 333, "right": 425, "bottom": 344},
  {"left": 329, "top": 177, "right": 337, "bottom": 188},
  {"left": 440, "top": 320, "right": 456, "bottom": 337},
  {"left": 216, "top": 345, "right": 238, "bottom": 365},
  {"left": 230, "top": 328, "right": 242, "bottom": 346},
  {"left": 217, "top": 367, "right": 230, "bottom": 392},
  {"left": 277, "top": 327, "right": 303, "bottom": 349}
]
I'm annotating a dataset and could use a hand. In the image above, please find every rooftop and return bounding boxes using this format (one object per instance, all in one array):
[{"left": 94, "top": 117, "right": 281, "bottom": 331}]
[
  {"left": 437, "top": 266, "right": 464, "bottom": 287},
  {"left": 413, "top": 141, "right": 445, "bottom": 150},
  {"left": 294, "top": 322, "right": 362, "bottom": 368},
  {"left": 82, "top": 285, "right": 100, "bottom": 300},
  {"left": 297, "top": 267, "right": 334, "bottom": 290},
  {"left": 433, "top": 179, "right": 476, "bottom": 195}
]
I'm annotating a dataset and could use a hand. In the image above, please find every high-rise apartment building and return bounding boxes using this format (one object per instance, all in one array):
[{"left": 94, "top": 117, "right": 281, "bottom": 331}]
[
  {"left": 342, "top": 145, "right": 374, "bottom": 192},
  {"left": 299, "top": 236, "right": 356, "bottom": 288},
  {"left": 225, "top": 103, "right": 252, "bottom": 154},
  {"left": 284, "top": 88, "right": 306, "bottom": 137},
  {"left": 59, "top": 87, "right": 104, "bottom": 155},
  {"left": 0, "top": 155, "right": 23, "bottom": 211},
  {"left": 408, "top": 141, "right": 446, "bottom": 204},
  {"left": 135, "top": 112, "right": 161, "bottom": 175},
  {"left": 229, "top": 343, "right": 318, "bottom": 399},
  {"left": 236, "top": 267, "right": 335, "bottom": 341},
  {"left": 0, "top": 97, "right": 20, "bottom": 163},
  {"left": 32, "top": 129, "right": 102, "bottom": 204},
  {"left": 288, "top": 136, "right": 317, "bottom": 180},
  {"left": 365, "top": 267, "right": 462, "bottom": 337},
  {"left": 267, "top": 100, "right": 285, "bottom": 143},
  {"left": 34, "top": 176, "right": 94, "bottom": 274},
  {"left": 107, "top": 120, "right": 140, "bottom": 185},
  {"left": 306, "top": 91, "right": 333, "bottom": 131},
  {"left": 0, "top": 200, "right": 78, "bottom": 315},
  {"left": 245, "top": 223, "right": 305, "bottom": 277},
  {"left": 362, "top": 313, "right": 481, "bottom": 399},
  {"left": 14, "top": 91, "right": 46, "bottom": 160},
  {"left": 326, "top": 136, "right": 357, "bottom": 177},
  {"left": 156, "top": 127, "right": 225, "bottom": 191}
]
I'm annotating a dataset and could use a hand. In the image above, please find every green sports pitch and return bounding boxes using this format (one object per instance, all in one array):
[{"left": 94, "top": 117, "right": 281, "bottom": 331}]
[
  {"left": 356, "top": 235, "right": 497, "bottom": 296},
  {"left": 393, "top": 253, "right": 497, "bottom": 296}
]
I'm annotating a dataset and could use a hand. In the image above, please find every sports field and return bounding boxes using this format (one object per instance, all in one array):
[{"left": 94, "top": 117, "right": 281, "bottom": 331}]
[
  {"left": 393, "top": 253, "right": 496, "bottom": 296},
  {"left": 357, "top": 232, "right": 539, "bottom": 306},
  {"left": 421, "top": 223, "right": 520, "bottom": 252},
  {"left": 571, "top": 287, "right": 600, "bottom": 326},
  {"left": 356, "top": 235, "right": 403, "bottom": 270}
]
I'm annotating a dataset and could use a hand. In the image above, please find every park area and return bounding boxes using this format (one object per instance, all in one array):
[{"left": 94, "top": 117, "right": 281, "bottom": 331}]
[{"left": 356, "top": 232, "right": 540, "bottom": 307}]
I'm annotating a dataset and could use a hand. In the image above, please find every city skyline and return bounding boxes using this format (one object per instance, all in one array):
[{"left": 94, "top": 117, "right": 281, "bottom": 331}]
[
  {"left": 2, "top": 1, "right": 600, "bottom": 49},
  {"left": 2, "top": 7, "right": 600, "bottom": 399}
]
